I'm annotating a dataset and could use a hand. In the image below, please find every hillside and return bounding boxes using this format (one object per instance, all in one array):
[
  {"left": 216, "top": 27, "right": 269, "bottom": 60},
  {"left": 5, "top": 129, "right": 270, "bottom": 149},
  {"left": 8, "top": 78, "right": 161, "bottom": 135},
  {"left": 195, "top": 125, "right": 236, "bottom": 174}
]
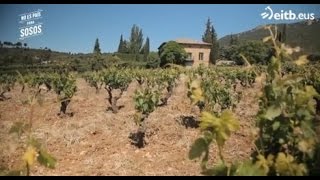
[
  {"left": 0, "top": 47, "right": 159, "bottom": 74},
  {"left": 218, "top": 19, "right": 320, "bottom": 54}
]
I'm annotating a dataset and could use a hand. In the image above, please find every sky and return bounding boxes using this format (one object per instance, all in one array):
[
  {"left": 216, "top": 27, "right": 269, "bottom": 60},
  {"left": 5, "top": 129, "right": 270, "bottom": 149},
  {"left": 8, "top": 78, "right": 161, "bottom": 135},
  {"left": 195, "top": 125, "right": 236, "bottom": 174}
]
[{"left": 0, "top": 4, "right": 319, "bottom": 53}]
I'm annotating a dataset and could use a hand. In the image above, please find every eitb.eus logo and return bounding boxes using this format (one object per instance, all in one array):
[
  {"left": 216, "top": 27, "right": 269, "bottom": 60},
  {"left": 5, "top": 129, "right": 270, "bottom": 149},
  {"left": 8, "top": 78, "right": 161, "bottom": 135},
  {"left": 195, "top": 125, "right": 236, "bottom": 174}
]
[{"left": 261, "top": 6, "right": 315, "bottom": 21}]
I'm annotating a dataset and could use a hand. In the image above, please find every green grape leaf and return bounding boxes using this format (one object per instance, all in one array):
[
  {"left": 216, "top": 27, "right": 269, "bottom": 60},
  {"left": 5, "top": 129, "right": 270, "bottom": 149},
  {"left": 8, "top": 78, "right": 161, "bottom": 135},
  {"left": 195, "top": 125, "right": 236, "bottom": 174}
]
[
  {"left": 37, "top": 149, "right": 56, "bottom": 169},
  {"left": 264, "top": 105, "right": 281, "bottom": 120},
  {"left": 272, "top": 121, "right": 280, "bottom": 131},
  {"left": 236, "top": 160, "right": 267, "bottom": 176},
  {"left": 189, "top": 138, "right": 208, "bottom": 160}
]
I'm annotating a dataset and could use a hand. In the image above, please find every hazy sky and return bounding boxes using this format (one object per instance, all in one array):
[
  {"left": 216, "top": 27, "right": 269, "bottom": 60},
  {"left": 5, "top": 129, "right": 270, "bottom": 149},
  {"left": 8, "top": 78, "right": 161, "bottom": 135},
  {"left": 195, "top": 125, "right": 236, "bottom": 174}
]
[{"left": 0, "top": 4, "right": 319, "bottom": 53}]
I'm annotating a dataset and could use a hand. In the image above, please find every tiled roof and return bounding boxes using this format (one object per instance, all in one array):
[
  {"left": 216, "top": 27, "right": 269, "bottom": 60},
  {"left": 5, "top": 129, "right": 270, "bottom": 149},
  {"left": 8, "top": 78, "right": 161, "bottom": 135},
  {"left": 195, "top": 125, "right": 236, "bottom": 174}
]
[
  {"left": 158, "top": 38, "right": 212, "bottom": 49},
  {"left": 174, "top": 38, "right": 212, "bottom": 45}
]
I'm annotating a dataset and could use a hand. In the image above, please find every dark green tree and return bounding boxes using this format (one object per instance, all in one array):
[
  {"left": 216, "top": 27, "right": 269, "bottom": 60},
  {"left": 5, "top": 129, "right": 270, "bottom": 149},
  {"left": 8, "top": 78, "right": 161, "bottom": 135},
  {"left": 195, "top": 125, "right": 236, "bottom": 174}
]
[
  {"left": 129, "top": 24, "right": 144, "bottom": 54},
  {"left": 117, "top": 34, "right": 128, "bottom": 53},
  {"left": 3, "top": 41, "right": 13, "bottom": 47},
  {"left": 229, "top": 34, "right": 239, "bottom": 46},
  {"left": 118, "top": 34, "right": 123, "bottom": 53},
  {"left": 15, "top": 42, "right": 22, "bottom": 48},
  {"left": 158, "top": 41, "right": 187, "bottom": 66},
  {"left": 93, "top": 38, "right": 101, "bottom": 54},
  {"left": 225, "top": 40, "right": 273, "bottom": 65},
  {"left": 122, "top": 40, "right": 129, "bottom": 53},
  {"left": 282, "top": 24, "right": 287, "bottom": 43},
  {"left": 92, "top": 38, "right": 104, "bottom": 71},
  {"left": 202, "top": 18, "right": 213, "bottom": 43},
  {"left": 211, "top": 26, "right": 219, "bottom": 63},
  {"left": 202, "top": 18, "right": 219, "bottom": 64},
  {"left": 142, "top": 37, "right": 150, "bottom": 61},
  {"left": 277, "top": 24, "right": 287, "bottom": 43},
  {"left": 142, "top": 37, "right": 150, "bottom": 55},
  {"left": 146, "top": 52, "right": 160, "bottom": 68},
  {"left": 147, "top": 52, "right": 159, "bottom": 62}
]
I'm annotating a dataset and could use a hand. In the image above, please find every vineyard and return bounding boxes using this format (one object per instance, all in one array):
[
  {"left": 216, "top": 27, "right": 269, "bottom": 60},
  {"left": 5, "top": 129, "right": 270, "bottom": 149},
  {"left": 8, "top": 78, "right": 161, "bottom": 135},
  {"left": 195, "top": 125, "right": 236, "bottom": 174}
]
[{"left": 1, "top": 27, "right": 320, "bottom": 176}]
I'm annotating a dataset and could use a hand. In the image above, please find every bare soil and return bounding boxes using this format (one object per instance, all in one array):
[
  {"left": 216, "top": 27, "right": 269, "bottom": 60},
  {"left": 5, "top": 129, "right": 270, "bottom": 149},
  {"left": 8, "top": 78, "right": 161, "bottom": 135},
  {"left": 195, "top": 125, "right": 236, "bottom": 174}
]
[{"left": 0, "top": 75, "right": 262, "bottom": 176}]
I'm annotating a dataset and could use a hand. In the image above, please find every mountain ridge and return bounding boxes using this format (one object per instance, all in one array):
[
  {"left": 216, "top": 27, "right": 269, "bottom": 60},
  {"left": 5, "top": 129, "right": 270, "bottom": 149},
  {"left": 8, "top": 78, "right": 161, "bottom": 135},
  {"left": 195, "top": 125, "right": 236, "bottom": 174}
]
[{"left": 218, "top": 18, "right": 320, "bottom": 54}]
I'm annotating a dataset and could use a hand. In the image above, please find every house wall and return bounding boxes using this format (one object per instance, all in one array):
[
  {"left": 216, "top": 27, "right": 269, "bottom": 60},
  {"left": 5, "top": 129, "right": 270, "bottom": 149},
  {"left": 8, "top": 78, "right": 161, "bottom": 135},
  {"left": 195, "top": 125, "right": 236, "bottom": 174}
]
[{"left": 181, "top": 44, "right": 211, "bottom": 67}]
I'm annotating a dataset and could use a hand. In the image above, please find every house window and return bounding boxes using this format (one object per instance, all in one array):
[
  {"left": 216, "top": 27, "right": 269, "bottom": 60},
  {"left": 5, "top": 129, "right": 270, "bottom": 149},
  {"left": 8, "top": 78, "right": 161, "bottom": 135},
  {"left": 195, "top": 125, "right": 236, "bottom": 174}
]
[
  {"left": 187, "top": 53, "right": 192, "bottom": 60},
  {"left": 199, "top": 52, "right": 204, "bottom": 60}
]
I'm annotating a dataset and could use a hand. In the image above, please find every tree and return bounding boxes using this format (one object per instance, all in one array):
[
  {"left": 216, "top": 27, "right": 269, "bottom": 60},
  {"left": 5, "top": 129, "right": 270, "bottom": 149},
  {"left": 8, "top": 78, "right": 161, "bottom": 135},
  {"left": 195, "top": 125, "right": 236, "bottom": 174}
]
[
  {"left": 221, "top": 45, "right": 239, "bottom": 62},
  {"left": 229, "top": 34, "right": 234, "bottom": 46},
  {"left": 202, "top": 18, "right": 213, "bottom": 43},
  {"left": 147, "top": 52, "right": 159, "bottom": 62},
  {"left": 117, "top": 34, "right": 128, "bottom": 53},
  {"left": 158, "top": 41, "right": 187, "bottom": 66},
  {"left": 3, "top": 41, "right": 12, "bottom": 47},
  {"left": 142, "top": 37, "right": 150, "bottom": 55},
  {"left": 93, "top": 38, "right": 101, "bottom": 54},
  {"left": 129, "top": 24, "right": 144, "bottom": 54},
  {"left": 122, "top": 40, "right": 129, "bottom": 53},
  {"left": 91, "top": 57, "right": 104, "bottom": 71},
  {"left": 229, "top": 33, "right": 239, "bottom": 46},
  {"left": 142, "top": 37, "right": 150, "bottom": 61},
  {"left": 277, "top": 24, "right": 287, "bottom": 43},
  {"left": 146, "top": 52, "right": 160, "bottom": 68},
  {"left": 202, "top": 18, "right": 219, "bottom": 64},
  {"left": 117, "top": 35, "right": 122, "bottom": 53},
  {"left": 0, "top": 41, "right": 2, "bottom": 48},
  {"left": 92, "top": 38, "right": 104, "bottom": 71},
  {"left": 24, "top": 43, "right": 27, "bottom": 48},
  {"left": 118, "top": 35, "right": 123, "bottom": 53},
  {"left": 282, "top": 24, "right": 287, "bottom": 43},
  {"left": 211, "top": 26, "right": 219, "bottom": 63},
  {"left": 224, "top": 40, "right": 273, "bottom": 65}
]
